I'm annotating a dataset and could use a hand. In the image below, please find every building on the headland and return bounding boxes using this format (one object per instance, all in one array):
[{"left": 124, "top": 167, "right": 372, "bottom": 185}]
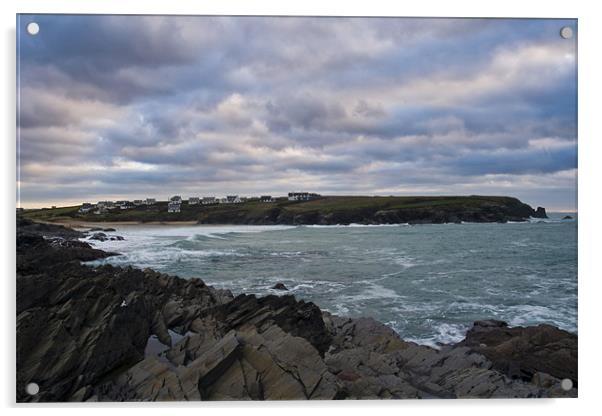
[
  {"left": 260, "top": 195, "right": 275, "bottom": 203},
  {"left": 133, "top": 200, "right": 144, "bottom": 206},
  {"left": 202, "top": 197, "right": 217, "bottom": 205},
  {"left": 170, "top": 195, "right": 182, "bottom": 203},
  {"left": 188, "top": 197, "right": 200, "bottom": 205},
  {"left": 167, "top": 201, "right": 181, "bottom": 213},
  {"left": 224, "top": 195, "right": 241, "bottom": 204},
  {"left": 97, "top": 201, "right": 115, "bottom": 209},
  {"left": 94, "top": 206, "right": 108, "bottom": 215},
  {"left": 78, "top": 202, "right": 95, "bottom": 213},
  {"left": 287, "top": 192, "right": 321, "bottom": 201},
  {"left": 145, "top": 198, "right": 156, "bottom": 205},
  {"left": 120, "top": 201, "right": 134, "bottom": 210}
]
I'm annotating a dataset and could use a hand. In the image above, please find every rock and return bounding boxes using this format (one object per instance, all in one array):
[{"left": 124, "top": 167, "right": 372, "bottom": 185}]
[
  {"left": 103, "top": 228, "right": 116, "bottom": 232},
  {"left": 16, "top": 220, "right": 230, "bottom": 402},
  {"left": 89, "top": 232, "right": 107, "bottom": 241},
  {"left": 271, "top": 282, "right": 288, "bottom": 291},
  {"left": 459, "top": 321, "right": 577, "bottom": 385},
  {"left": 562, "top": 215, "right": 573, "bottom": 220},
  {"left": 206, "top": 294, "right": 332, "bottom": 356},
  {"left": 532, "top": 207, "right": 548, "bottom": 219},
  {"left": 472, "top": 319, "right": 508, "bottom": 329}
]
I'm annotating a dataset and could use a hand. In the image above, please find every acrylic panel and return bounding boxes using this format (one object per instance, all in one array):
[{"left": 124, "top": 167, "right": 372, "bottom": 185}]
[{"left": 16, "top": 15, "right": 577, "bottom": 402}]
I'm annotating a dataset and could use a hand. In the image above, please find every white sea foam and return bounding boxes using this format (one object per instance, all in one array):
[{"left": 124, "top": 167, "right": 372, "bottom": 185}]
[
  {"left": 304, "top": 223, "right": 409, "bottom": 228},
  {"left": 405, "top": 323, "right": 469, "bottom": 349}
]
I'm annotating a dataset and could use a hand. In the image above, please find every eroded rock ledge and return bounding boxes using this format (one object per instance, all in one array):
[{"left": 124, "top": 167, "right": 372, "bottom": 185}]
[{"left": 16, "top": 219, "right": 576, "bottom": 402}]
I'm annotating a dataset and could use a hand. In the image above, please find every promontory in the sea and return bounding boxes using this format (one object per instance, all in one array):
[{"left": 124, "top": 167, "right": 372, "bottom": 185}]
[{"left": 20, "top": 195, "right": 548, "bottom": 225}]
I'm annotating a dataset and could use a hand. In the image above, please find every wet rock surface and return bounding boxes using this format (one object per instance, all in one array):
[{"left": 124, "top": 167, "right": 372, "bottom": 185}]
[
  {"left": 271, "top": 282, "right": 288, "bottom": 291},
  {"left": 16, "top": 218, "right": 577, "bottom": 401}
]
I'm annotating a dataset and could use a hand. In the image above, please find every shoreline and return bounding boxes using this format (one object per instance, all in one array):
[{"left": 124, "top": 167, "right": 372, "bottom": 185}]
[
  {"left": 34, "top": 219, "right": 201, "bottom": 227},
  {"left": 16, "top": 218, "right": 578, "bottom": 401}
]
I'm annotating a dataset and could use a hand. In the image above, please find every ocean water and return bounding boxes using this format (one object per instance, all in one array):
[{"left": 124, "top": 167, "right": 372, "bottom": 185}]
[{"left": 83, "top": 213, "right": 577, "bottom": 347}]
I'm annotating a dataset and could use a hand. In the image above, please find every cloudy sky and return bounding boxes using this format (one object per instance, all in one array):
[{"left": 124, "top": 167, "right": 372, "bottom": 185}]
[{"left": 17, "top": 15, "right": 577, "bottom": 210}]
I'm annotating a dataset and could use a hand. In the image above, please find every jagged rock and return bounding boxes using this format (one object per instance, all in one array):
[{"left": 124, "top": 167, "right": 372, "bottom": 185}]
[
  {"left": 532, "top": 207, "right": 548, "bottom": 219},
  {"left": 89, "top": 232, "right": 108, "bottom": 241},
  {"left": 459, "top": 320, "right": 577, "bottom": 385},
  {"left": 271, "top": 282, "right": 288, "bottom": 291},
  {"left": 563, "top": 215, "right": 573, "bottom": 220},
  {"left": 204, "top": 294, "right": 332, "bottom": 356}
]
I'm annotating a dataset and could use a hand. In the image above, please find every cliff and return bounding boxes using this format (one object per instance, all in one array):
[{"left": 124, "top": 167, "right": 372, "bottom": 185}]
[{"left": 16, "top": 218, "right": 575, "bottom": 402}]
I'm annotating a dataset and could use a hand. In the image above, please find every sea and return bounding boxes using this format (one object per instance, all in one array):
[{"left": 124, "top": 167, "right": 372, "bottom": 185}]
[{"left": 83, "top": 212, "right": 577, "bottom": 348}]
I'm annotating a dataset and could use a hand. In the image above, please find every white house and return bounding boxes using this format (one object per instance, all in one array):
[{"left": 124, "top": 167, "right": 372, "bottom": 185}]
[
  {"left": 79, "top": 203, "right": 95, "bottom": 213},
  {"left": 145, "top": 198, "right": 156, "bottom": 205},
  {"left": 167, "top": 201, "right": 181, "bottom": 213},
  {"left": 120, "top": 202, "right": 134, "bottom": 210},
  {"left": 202, "top": 197, "right": 217, "bottom": 205},
  {"left": 288, "top": 192, "right": 320, "bottom": 201},
  {"left": 133, "top": 200, "right": 144, "bottom": 206},
  {"left": 188, "top": 197, "right": 200, "bottom": 205},
  {"left": 260, "top": 195, "right": 274, "bottom": 203},
  {"left": 225, "top": 195, "right": 241, "bottom": 204}
]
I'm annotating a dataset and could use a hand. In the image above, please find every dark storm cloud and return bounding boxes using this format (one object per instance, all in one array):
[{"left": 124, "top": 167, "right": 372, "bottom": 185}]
[{"left": 17, "top": 15, "right": 577, "bottom": 210}]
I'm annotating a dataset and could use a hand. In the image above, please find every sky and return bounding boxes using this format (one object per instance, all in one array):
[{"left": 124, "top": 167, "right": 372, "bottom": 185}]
[{"left": 17, "top": 15, "right": 577, "bottom": 210}]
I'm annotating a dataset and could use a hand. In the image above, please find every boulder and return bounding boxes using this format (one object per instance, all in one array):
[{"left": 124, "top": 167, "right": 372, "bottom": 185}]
[
  {"left": 459, "top": 320, "right": 577, "bottom": 385},
  {"left": 271, "top": 282, "right": 288, "bottom": 291},
  {"left": 89, "top": 232, "right": 108, "bottom": 241}
]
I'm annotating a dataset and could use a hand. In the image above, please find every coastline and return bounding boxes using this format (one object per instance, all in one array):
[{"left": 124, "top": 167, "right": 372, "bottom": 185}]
[
  {"left": 16, "top": 218, "right": 577, "bottom": 401},
  {"left": 33, "top": 219, "right": 202, "bottom": 228},
  {"left": 20, "top": 195, "right": 549, "bottom": 226}
]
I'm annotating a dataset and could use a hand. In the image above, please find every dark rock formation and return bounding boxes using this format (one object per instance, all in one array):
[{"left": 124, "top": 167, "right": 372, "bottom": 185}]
[
  {"left": 532, "top": 207, "right": 548, "bottom": 219},
  {"left": 89, "top": 232, "right": 108, "bottom": 241},
  {"left": 272, "top": 282, "right": 288, "bottom": 291},
  {"left": 16, "top": 218, "right": 577, "bottom": 402},
  {"left": 563, "top": 215, "right": 573, "bottom": 220},
  {"left": 459, "top": 320, "right": 577, "bottom": 385}
]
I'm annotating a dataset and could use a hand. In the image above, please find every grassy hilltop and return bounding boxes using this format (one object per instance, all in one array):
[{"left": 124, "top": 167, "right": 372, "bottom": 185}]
[{"left": 20, "top": 195, "right": 544, "bottom": 225}]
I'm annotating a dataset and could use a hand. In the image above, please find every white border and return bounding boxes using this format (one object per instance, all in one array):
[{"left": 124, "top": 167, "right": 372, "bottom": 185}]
[{"left": 2, "top": 1, "right": 600, "bottom": 415}]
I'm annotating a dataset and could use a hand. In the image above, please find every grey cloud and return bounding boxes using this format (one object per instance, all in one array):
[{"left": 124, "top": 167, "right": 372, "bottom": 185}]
[{"left": 17, "top": 16, "right": 578, "bottom": 210}]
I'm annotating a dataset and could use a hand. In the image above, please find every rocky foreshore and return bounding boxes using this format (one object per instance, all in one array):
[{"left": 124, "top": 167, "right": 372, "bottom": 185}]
[{"left": 16, "top": 218, "right": 576, "bottom": 402}]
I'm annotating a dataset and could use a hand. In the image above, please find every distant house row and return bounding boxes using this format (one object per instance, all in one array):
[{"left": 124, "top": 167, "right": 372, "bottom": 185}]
[
  {"left": 79, "top": 198, "right": 156, "bottom": 214},
  {"left": 166, "top": 195, "right": 251, "bottom": 213},
  {"left": 78, "top": 192, "right": 321, "bottom": 214}
]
